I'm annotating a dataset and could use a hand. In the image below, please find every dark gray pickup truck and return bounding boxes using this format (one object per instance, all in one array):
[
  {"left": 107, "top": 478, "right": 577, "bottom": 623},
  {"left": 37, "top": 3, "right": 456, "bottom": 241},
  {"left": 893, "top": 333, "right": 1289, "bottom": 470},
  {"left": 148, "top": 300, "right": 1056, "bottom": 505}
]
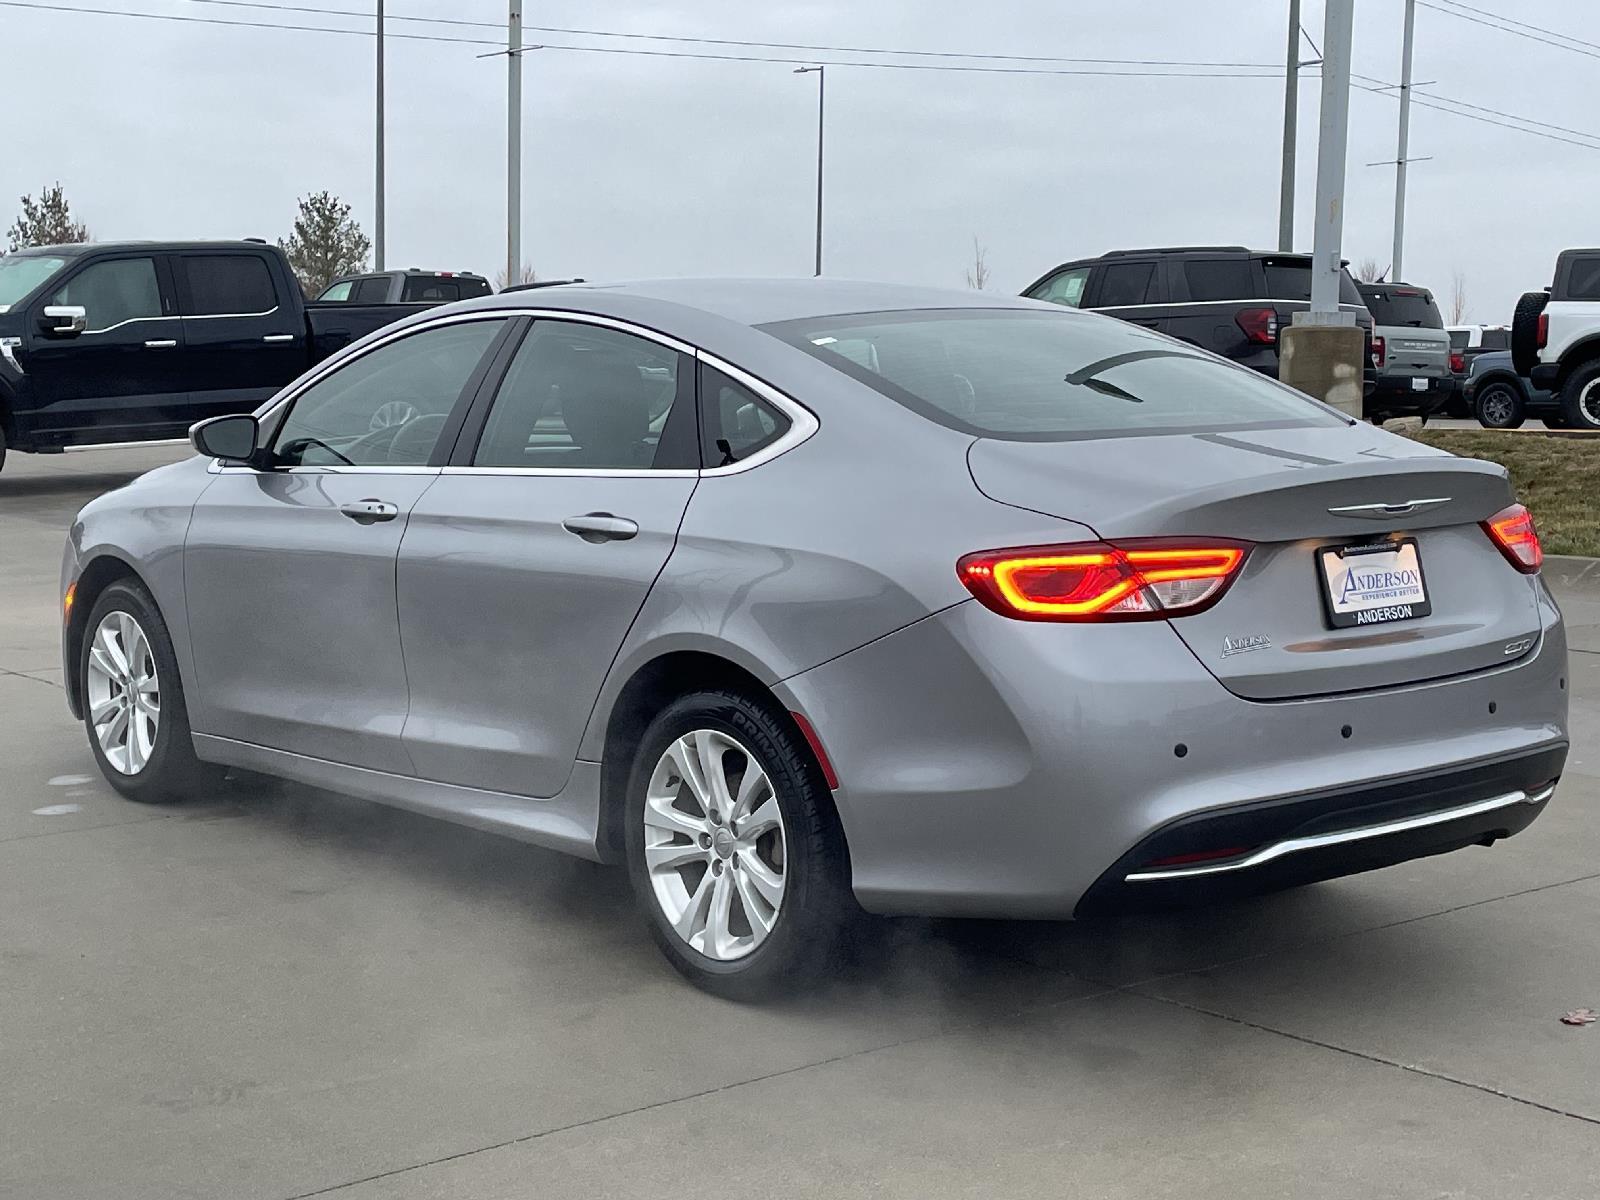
[{"left": 0, "top": 240, "right": 444, "bottom": 473}]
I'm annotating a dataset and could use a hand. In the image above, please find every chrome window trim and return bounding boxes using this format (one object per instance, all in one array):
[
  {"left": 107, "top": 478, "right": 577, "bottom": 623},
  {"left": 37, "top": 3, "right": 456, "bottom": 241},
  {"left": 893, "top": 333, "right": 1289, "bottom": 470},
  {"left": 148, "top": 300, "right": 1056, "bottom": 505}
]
[
  {"left": 211, "top": 462, "right": 442, "bottom": 476},
  {"left": 182, "top": 305, "right": 281, "bottom": 322},
  {"left": 73, "top": 313, "right": 171, "bottom": 337},
  {"left": 441, "top": 466, "right": 700, "bottom": 479}
]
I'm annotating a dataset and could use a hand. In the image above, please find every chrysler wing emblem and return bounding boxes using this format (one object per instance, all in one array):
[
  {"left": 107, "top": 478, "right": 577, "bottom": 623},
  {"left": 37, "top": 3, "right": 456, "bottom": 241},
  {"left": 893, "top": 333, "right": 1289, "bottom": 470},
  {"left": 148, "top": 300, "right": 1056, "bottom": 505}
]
[{"left": 1327, "top": 497, "right": 1452, "bottom": 519}]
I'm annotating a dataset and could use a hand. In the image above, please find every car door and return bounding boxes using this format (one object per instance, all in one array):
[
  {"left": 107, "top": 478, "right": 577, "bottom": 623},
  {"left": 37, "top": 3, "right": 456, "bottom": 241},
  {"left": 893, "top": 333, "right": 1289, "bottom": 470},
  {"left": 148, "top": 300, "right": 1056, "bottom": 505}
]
[
  {"left": 174, "top": 250, "right": 306, "bottom": 419},
  {"left": 1085, "top": 258, "right": 1165, "bottom": 333},
  {"left": 396, "top": 315, "right": 700, "bottom": 796},
  {"left": 22, "top": 252, "right": 187, "bottom": 439},
  {"left": 182, "top": 315, "right": 513, "bottom": 773}
]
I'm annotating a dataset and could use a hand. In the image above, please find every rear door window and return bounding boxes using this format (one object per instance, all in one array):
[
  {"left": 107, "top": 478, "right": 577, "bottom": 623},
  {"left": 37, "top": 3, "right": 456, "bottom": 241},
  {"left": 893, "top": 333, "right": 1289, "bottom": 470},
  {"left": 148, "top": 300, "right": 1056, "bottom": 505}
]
[
  {"left": 352, "top": 276, "right": 391, "bottom": 303},
  {"left": 182, "top": 254, "right": 277, "bottom": 315},
  {"left": 1566, "top": 257, "right": 1600, "bottom": 300},
  {"left": 1093, "top": 261, "right": 1156, "bottom": 307},
  {"left": 1183, "top": 258, "right": 1254, "bottom": 302}
]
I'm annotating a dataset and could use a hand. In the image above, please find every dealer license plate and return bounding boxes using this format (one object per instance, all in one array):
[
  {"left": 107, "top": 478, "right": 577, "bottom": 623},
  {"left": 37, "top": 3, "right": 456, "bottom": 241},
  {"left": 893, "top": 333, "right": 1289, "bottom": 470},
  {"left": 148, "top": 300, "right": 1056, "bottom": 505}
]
[{"left": 1317, "top": 539, "right": 1431, "bottom": 628}]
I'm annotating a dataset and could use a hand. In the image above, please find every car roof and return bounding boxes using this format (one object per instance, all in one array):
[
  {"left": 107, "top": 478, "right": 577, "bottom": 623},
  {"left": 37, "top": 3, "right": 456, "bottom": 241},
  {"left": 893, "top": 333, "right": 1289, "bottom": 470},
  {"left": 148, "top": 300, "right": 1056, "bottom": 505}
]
[
  {"left": 12, "top": 239, "right": 272, "bottom": 256},
  {"left": 471, "top": 277, "right": 1038, "bottom": 326}
]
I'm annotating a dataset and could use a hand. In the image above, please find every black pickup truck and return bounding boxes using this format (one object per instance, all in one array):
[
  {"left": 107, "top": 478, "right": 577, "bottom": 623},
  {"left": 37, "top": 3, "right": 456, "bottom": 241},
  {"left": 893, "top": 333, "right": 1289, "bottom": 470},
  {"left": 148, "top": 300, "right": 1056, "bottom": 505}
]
[{"left": 0, "top": 240, "right": 442, "bottom": 472}]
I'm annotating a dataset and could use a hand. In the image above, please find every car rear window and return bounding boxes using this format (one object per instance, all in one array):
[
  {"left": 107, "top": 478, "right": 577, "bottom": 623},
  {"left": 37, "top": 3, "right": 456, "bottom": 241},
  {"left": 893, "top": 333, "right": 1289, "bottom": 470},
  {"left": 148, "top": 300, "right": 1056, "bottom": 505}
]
[
  {"left": 1260, "top": 258, "right": 1364, "bottom": 305},
  {"left": 1482, "top": 328, "right": 1510, "bottom": 350},
  {"left": 762, "top": 309, "right": 1343, "bottom": 442},
  {"left": 1361, "top": 287, "right": 1444, "bottom": 328},
  {"left": 1448, "top": 330, "right": 1469, "bottom": 352}
]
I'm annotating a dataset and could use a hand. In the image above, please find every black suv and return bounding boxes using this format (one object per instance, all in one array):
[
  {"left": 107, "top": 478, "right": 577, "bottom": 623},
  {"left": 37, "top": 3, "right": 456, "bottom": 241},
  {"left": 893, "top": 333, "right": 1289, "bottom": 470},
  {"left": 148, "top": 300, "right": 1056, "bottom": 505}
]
[{"left": 1021, "top": 246, "right": 1375, "bottom": 384}]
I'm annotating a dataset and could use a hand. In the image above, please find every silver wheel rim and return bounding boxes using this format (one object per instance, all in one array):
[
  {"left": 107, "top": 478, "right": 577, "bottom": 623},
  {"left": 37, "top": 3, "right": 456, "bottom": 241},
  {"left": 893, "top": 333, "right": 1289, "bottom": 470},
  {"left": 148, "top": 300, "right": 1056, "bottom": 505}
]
[
  {"left": 1481, "top": 387, "right": 1515, "bottom": 426},
  {"left": 1581, "top": 379, "right": 1600, "bottom": 425},
  {"left": 643, "top": 730, "right": 787, "bottom": 962},
  {"left": 85, "top": 611, "right": 160, "bottom": 775}
]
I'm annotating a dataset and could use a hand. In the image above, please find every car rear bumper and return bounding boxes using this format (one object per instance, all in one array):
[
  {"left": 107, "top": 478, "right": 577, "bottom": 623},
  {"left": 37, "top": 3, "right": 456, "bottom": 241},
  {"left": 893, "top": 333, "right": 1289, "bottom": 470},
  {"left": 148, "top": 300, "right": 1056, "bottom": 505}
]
[
  {"left": 1367, "top": 373, "right": 1456, "bottom": 413},
  {"left": 778, "top": 587, "right": 1568, "bottom": 919}
]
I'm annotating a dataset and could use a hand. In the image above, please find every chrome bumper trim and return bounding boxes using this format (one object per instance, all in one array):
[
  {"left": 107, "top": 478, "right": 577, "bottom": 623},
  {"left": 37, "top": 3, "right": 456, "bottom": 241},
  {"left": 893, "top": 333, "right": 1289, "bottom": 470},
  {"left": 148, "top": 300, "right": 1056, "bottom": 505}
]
[{"left": 1124, "top": 783, "right": 1556, "bottom": 883}]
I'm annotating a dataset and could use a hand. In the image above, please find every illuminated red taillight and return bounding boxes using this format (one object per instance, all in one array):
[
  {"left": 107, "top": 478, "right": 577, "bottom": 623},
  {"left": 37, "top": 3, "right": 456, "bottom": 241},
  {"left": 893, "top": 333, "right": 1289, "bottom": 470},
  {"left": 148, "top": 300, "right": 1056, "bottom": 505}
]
[
  {"left": 1235, "top": 307, "right": 1278, "bottom": 346},
  {"left": 1371, "top": 335, "right": 1386, "bottom": 369},
  {"left": 1449, "top": 351, "right": 1465, "bottom": 374},
  {"left": 1536, "top": 312, "right": 1549, "bottom": 350},
  {"left": 957, "top": 539, "right": 1251, "bottom": 622},
  {"left": 1483, "top": 503, "right": 1542, "bottom": 573}
]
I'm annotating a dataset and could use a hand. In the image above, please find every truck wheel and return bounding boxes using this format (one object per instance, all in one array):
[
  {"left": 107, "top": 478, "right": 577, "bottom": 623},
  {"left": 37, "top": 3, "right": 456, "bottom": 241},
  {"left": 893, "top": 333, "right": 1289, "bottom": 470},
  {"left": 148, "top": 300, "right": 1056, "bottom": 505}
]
[
  {"left": 1511, "top": 291, "right": 1548, "bottom": 376},
  {"left": 1474, "top": 382, "right": 1525, "bottom": 429},
  {"left": 1559, "top": 360, "right": 1600, "bottom": 430}
]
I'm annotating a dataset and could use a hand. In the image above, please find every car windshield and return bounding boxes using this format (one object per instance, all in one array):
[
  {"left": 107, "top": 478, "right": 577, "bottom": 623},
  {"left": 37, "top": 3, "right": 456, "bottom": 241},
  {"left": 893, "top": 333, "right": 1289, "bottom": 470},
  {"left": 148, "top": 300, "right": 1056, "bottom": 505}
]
[
  {"left": 1362, "top": 288, "right": 1443, "bottom": 328},
  {"left": 763, "top": 309, "right": 1344, "bottom": 441},
  {"left": 0, "top": 254, "right": 68, "bottom": 309}
]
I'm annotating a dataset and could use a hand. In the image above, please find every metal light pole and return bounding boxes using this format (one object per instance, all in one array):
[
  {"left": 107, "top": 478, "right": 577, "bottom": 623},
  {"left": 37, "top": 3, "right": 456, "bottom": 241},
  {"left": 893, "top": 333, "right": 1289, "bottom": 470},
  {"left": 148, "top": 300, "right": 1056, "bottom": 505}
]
[
  {"left": 795, "top": 66, "right": 824, "bottom": 277},
  {"left": 374, "top": 0, "right": 385, "bottom": 270},
  {"left": 1391, "top": 0, "right": 1416, "bottom": 282},
  {"left": 1307, "top": 0, "right": 1354, "bottom": 320},
  {"left": 1278, "top": 0, "right": 1300, "bottom": 252},
  {"left": 507, "top": 2, "right": 523, "bottom": 288}
]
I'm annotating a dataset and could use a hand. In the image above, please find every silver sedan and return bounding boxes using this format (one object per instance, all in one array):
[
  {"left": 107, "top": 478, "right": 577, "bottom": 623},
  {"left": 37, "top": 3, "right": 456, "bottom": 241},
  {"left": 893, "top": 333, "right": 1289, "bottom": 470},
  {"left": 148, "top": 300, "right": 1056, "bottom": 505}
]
[{"left": 61, "top": 280, "right": 1568, "bottom": 996}]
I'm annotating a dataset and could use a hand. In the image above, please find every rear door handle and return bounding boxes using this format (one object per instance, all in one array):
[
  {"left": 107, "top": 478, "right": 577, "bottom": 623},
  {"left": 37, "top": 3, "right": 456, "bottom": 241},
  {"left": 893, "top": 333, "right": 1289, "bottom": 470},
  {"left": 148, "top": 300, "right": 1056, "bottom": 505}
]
[
  {"left": 340, "top": 499, "right": 400, "bottom": 524},
  {"left": 263, "top": 333, "right": 296, "bottom": 343},
  {"left": 144, "top": 339, "right": 178, "bottom": 349},
  {"left": 562, "top": 512, "right": 639, "bottom": 543}
]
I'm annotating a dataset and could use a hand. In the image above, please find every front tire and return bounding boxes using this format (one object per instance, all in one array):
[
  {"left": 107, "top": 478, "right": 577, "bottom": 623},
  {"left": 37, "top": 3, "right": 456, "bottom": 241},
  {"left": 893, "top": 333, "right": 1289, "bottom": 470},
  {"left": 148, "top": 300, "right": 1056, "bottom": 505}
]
[
  {"left": 625, "top": 690, "right": 851, "bottom": 999},
  {"left": 79, "top": 580, "right": 222, "bottom": 803},
  {"left": 1559, "top": 360, "right": 1600, "bottom": 430},
  {"left": 1474, "top": 381, "right": 1526, "bottom": 429}
]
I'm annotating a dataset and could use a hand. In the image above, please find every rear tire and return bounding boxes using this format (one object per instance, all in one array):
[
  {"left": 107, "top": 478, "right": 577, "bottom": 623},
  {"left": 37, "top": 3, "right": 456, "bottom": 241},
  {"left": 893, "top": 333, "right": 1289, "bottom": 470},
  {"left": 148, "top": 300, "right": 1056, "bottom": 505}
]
[
  {"left": 1474, "top": 381, "right": 1526, "bottom": 429},
  {"left": 1558, "top": 359, "right": 1600, "bottom": 430},
  {"left": 624, "top": 689, "right": 853, "bottom": 999},
  {"left": 79, "top": 580, "right": 223, "bottom": 803}
]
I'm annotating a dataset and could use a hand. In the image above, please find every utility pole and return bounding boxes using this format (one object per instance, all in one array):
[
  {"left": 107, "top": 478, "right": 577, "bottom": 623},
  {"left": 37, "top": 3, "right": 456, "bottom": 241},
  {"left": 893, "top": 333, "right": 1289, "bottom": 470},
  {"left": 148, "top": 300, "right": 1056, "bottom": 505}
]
[
  {"left": 374, "top": 0, "right": 385, "bottom": 270},
  {"left": 1391, "top": 0, "right": 1416, "bottom": 282},
  {"left": 507, "top": 2, "right": 523, "bottom": 287},
  {"left": 794, "top": 65, "right": 825, "bottom": 276},
  {"left": 1278, "top": 0, "right": 1300, "bottom": 252}
]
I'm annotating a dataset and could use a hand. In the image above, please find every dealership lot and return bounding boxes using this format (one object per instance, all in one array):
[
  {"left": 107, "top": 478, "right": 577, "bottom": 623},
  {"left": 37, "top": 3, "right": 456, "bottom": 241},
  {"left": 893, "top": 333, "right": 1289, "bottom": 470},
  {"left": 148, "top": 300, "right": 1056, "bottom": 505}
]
[{"left": 3, "top": 446, "right": 1599, "bottom": 1199}]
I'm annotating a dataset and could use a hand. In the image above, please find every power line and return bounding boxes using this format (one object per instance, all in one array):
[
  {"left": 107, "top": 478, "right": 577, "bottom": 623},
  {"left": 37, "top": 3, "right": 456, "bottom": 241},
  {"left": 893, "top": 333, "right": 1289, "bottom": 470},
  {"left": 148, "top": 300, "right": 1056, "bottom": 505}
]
[
  {"left": 1350, "top": 74, "right": 1600, "bottom": 150},
  {"left": 0, "top": 0, "right": 497, "bottom": 44},
  {"left": 1424, "top": 0, "right": 1600, "bottom": 53},
  {"left": 1415, "top": 0, "right": 1600, "bottom": 60}
]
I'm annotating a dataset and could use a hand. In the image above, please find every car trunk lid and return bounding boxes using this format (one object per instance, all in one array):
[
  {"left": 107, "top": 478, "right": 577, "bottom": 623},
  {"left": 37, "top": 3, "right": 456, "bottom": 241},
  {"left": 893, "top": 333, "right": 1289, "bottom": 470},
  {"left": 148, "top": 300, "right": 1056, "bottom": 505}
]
[{"left": 968, "top": 427, "right": 1542, "bottom": 699}]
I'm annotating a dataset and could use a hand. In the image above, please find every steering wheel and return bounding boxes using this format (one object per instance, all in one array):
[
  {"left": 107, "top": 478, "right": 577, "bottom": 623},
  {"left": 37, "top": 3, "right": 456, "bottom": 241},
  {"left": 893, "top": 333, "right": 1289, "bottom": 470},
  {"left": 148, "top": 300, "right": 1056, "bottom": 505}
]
[{"left": 386, "top": 412, "right": 447, "bottom": 463}]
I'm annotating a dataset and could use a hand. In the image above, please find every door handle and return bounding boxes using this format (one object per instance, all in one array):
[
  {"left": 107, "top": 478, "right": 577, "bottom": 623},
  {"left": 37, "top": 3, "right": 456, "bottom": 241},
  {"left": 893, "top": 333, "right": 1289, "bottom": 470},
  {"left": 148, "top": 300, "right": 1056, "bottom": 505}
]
[
  {"left": 561, "top": 512, "right": 639, "bottom": 543},
  {"left": 339, "top": 498, "right": 400, "bottom": 524},
  {"left": 144, "top": 339, "right": 178, "bottom": 349},
  {"left": 263, "top": 333, "right": 296, "bottom": 343}
]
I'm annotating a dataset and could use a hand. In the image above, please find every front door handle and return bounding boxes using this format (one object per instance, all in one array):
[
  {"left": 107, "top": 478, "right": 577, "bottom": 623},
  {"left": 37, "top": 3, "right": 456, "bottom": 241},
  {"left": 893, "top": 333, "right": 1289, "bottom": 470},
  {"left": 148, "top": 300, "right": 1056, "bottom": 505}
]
[
  {"left": 340, "top": 498, "right": 400, "bottom": 524},
  {"left": 263, "top": 333, "right": 296, "bottom": 343},
  {"left": 144, "top": 339, "right": 178, "bottom": 349},
  {"left": 562, "top": 512, "right": 639, "bottom": 543}
]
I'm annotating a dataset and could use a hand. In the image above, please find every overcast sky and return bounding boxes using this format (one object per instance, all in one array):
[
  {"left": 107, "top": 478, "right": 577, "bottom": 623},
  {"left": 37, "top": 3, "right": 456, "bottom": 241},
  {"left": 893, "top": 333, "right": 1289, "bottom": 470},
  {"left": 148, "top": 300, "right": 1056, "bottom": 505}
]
[{"left": 6, "top": 0, "right": 1596, "bottom": 320}]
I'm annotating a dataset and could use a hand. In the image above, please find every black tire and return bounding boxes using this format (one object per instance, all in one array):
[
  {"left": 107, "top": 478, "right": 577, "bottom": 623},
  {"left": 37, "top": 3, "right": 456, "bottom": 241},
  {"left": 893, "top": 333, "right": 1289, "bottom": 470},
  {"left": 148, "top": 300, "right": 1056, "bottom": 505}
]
[
  {"left": 1559, "top": 359, "right": 1600, "bottom": 430},
  {"left": 1511, "top": 291, "right": 1549, "bottom": 376},
  {"left": 1474, "top": 381, "right": 1526, "bottom": 429},
  {"left": 1544, "top": 413, "right": 1572, "bottom": 430},
  {"left": 624, "top": 689, "right": 853, "bottom": 999},
  {"left": 0, "top": 421, "right": 7, "bottom": 475},
  {"left": 79, "top": 580, "right": 223, "bottom": 803}
]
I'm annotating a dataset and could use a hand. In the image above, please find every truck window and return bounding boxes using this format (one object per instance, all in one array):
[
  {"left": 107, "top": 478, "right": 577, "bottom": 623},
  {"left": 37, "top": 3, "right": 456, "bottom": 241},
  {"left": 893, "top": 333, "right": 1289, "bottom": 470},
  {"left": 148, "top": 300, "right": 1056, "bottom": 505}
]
[
  {"left": 183, "top": 255, "right": 277, "bottom": 316},
  {"left": 1184, "top": 258, "right": 1254, "bottom": 302},
  {"left": 0, "top": 254, "right": 67, "bottom": 309},
  {"left": 1361, "top": 287, "right": 1443, "bottom": 328},
  {"left": 1568, "top": 257, "right": 1600, "bottom": 301},
  {"left": 1261, "top": 259, "right": 1364, "bottom": 306},
  {"left": 1095, "top": 261, "right": 1156, "bottom": 307},
  {"left": 50, "top": 257, "right": 162, "bottom": 333},
  {"left": 1482, "top": 328, "right": 1510, "bottom": 351},
  {"left": 318, "top": 280, "right": 355, "bottom": 302},
  {"left": 352, "top": 276, "right": 390, "bottom": 303},
  {"left": 402, "top": 278, "right": 461, "bottom": 303}
]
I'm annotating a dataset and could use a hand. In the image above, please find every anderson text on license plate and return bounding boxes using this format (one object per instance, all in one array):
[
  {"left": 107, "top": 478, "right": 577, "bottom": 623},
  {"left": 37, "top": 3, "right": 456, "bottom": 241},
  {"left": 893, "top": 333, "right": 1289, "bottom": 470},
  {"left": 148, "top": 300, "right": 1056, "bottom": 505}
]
[{"left": 1317, "top": 538, "right": 1431, "bottom": 628}]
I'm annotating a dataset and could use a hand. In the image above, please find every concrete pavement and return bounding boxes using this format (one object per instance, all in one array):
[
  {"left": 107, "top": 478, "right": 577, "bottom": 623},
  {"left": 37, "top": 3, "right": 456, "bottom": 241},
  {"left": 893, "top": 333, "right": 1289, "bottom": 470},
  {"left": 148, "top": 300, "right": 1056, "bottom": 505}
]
[{"left": 2, "top": 445, "right": 1597, "bottom": 1199}]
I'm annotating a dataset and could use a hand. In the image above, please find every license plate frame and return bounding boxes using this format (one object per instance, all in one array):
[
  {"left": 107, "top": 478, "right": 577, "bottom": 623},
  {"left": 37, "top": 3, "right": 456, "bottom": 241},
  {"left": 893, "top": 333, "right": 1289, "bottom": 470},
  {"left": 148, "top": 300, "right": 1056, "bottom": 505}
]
[{"left": 1316, "top": 538, "right": 1431, "bottom": 629}]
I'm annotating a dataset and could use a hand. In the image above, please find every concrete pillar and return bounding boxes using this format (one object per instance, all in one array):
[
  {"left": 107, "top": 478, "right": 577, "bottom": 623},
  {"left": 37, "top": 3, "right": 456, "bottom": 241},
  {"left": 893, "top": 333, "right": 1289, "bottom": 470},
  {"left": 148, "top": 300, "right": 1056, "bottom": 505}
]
[{"left": 1280, "top": 324, "right": 1365, "bottom": 418}]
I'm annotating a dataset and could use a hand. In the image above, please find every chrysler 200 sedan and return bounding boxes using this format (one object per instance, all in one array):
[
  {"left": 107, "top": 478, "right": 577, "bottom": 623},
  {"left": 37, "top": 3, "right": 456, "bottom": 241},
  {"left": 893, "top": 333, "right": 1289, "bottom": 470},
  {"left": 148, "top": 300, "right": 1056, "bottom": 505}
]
[{"left": 61, "top": 280, "right": 1568, "bottom": 996}]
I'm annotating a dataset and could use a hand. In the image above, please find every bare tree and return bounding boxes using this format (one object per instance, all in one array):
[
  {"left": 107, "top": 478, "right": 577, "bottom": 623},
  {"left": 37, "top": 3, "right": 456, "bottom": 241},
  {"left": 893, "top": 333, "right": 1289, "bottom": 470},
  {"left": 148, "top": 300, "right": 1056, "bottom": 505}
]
[
  {"left": 278, "top": 191, "right": 370, "bottom": 295},
  {"left": 1354, "top": 257, "right": 1389, "bottom": 284},
  {"left": 8, "top": 182, "right": 91, "bottom": 250},
  {"left": 1449, "top": 270, "right": 1469, "bottom": 324},
  {"left": 965, "top": 237, "right": 991, "bottom": 291},
  {"left": 495, "top": 260, "right": 538, "bottom": 290}
]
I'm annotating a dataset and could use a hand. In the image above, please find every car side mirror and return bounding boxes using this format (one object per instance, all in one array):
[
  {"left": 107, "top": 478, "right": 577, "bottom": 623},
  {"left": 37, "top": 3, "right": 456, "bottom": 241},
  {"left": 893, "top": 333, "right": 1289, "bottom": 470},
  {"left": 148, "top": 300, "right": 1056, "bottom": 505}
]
[
  {"left": 191, "top": 413, "right": 260, "bottom": 463},
  {"left": 40, "top": 305, "right": 87, "bottom": 338}
]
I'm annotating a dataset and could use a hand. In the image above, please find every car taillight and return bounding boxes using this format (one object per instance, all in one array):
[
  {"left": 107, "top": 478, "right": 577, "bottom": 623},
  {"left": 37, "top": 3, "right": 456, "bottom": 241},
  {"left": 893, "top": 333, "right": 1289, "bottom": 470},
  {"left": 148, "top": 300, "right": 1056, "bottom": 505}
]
[
  {"left": 957, "top": 539, "right": 1250, "bottom": 622},
  {"left": 1483, "top": 503, "right": 1542, "bottom": 573},
  {"left": 1449, "top": 351, "right": 1465, "bottom": 373},
  {"left": 1235, "top": 307, "right": 1278, "bottom": 346},
  {"left": 1536, "top": 312, "right": 1549, "bottom": 349},
  {"left": 1371, "top": 335, "right": 1386, "bottom": 368}
]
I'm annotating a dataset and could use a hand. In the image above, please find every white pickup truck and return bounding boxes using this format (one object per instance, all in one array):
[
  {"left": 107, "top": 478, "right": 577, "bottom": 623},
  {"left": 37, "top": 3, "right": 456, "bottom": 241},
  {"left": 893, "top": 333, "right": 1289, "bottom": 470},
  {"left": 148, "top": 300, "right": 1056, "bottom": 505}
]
[{"left": 1512, "top": 248, "right": 1600, "bottom": 429}]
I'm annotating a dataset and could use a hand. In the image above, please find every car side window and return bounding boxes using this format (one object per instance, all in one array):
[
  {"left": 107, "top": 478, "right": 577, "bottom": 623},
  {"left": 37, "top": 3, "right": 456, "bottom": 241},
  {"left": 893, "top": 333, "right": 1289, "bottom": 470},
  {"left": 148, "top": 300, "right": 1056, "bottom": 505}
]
[
  {"left": 318, "top": 280, "right": 354, "bottom": 302},
  {"left": 352, "top": 276, "right": 390, "bottom": 303},
  {"left": 402, "top": 278, "right": 460, "bottom": 303},
  {"left": 182, "top": 255, "right": 277, "bottom": 316},
  {"left": 1184, "top": 258, "right": 1253, "bottom": 302},
  {"left": 269, "top": 319, "right": 504, "bottom": 467},
  {"left": 49, "top": 257, "right": 163, "bottom": 333},
  {"left": 700, "top": 365, "right": 791, "bottom": 467},
  {"left": 473, "top": 321, "right": 687, "bottom": 470},
  {"left": 1028, "top": 267, "right": 1090, "bottom": 308},
  {"left": 1567, "top": 257, "right": 1600, "bottom": 301},
  {"left": 1095, "top": 261, "right": 1156, "bottom": 307}
]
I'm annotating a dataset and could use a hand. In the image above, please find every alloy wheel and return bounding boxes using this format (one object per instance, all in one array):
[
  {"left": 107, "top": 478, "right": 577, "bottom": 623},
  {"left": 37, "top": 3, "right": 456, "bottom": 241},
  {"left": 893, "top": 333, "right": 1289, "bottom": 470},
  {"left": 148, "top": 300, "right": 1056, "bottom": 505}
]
[
  {"left": 642, "top": 729, "right": 787, "bottom": 961},
  {"left": 1479, "top": 386, "right": 1517, "bottom": 427},
  {"left": 1581, "top": 379, "right": 1600, "bottom": 427},
  {"left": 85, "top": 611, "right": 161, "bottom": 775}
]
